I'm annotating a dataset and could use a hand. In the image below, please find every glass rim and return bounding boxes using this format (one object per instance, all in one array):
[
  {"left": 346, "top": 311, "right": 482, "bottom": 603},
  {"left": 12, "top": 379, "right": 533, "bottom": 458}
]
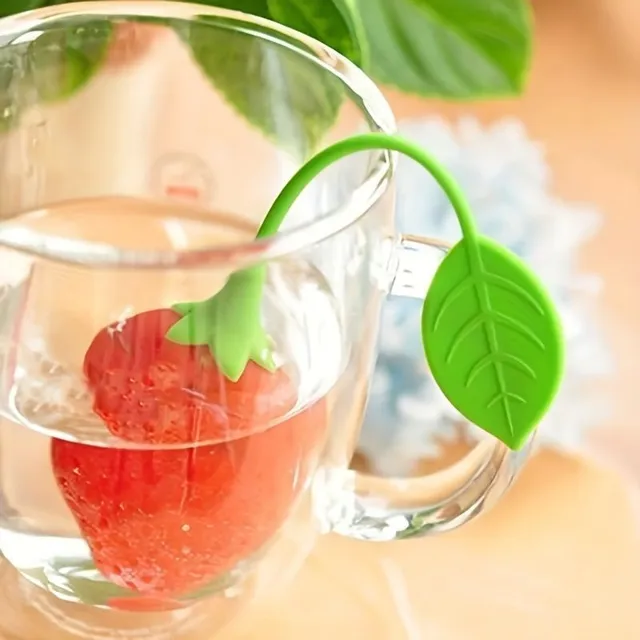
[{"left": 0, "top": 1, "right": 397, "bottom": 270}]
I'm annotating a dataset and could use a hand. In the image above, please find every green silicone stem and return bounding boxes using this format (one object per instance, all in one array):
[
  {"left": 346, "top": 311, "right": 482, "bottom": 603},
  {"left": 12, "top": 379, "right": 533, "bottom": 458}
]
[
  {"left": 168, "top": 133, "right": 481, "bottom": 381},
  {"left": 258, "top": 132, "right": 479, "bottom": 244}
]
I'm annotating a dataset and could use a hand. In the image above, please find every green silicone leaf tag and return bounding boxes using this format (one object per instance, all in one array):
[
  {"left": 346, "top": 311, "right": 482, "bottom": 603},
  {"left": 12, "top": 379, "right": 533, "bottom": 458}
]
[{"left": 421, "top": 235, "right": 564, "bottom": 449}]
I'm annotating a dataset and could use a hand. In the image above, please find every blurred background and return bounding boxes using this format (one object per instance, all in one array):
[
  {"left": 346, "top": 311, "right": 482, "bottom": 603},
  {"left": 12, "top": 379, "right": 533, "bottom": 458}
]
[{"left": 1, "top": 0, "right": 640, "bottom": 637}]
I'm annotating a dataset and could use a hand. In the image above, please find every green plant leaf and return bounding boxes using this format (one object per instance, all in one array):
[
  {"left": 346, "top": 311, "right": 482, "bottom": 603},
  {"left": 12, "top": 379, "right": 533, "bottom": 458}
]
[
  {"left": 187, "top": 0, "right": 272, "bottom": 20},
  {"left": 27, "top": 19, "right": 112, "bottom": 101},
  {"left": 267, "top": 0, "right": 364, "bottom": 66},
  {"left": 180, "top": 15, "right": 344, "bottom": 158},
  {"left": 0, "top": 17, "right": 112, "bottom": 131},
  {"left": 184, "top": 0, "right": 363, "bottom": 66},
  {"left": 354, "top": 0, "right": 532, "bottom": 98},
  {"left": 0, "top": 0, "right": 46, "bottom": 16},
  {"left": 421, "top": 235, "right": 564, "bottom": 450}
]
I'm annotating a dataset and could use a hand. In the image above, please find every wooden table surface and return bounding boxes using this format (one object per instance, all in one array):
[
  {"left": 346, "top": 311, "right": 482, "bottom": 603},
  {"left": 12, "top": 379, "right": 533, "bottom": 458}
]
[{"left": 3, "top": 0, "right": 640, "bottom": 637}]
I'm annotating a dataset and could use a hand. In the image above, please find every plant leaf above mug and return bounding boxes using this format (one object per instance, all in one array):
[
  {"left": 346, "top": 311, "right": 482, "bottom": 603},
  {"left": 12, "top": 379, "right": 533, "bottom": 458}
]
[
  {"left": 181, "top": 16, "right": 344, "bottom": 158},
  {"left": 0, "top": 17, "right": 112, "bottom": 131},
  {"left": 0, "top": 0, "right": 44, "bottom": 15},
  {"left": 267, "top": 0, "right": 365, "bottom": 67},
  {"left": 421, "top": 235, "right": 564, "bottom": 449},
  {"left": 28, "top": 20, "right": 112, "bottom": 99},
  {"left": 198, "top": 0, "right": 272, "bottom": 20},
  {"left": 198, "top": 0, "right": 364, "bottom": 65},
  {"left": 353, "top": 0, "right": 532, "bottom": 98},
  {"left": 1, "top": 0, "right": 534, "bottom": 151}
]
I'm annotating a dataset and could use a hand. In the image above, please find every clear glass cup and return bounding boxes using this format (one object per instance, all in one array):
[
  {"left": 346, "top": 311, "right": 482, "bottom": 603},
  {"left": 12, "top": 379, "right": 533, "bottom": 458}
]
[{"left": 0, "top": 2, "right": 532, "bottom": 638}]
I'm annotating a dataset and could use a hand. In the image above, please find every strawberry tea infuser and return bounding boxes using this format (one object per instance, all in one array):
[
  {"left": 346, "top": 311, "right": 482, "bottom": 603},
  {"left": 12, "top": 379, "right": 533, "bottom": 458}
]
[
  {"left": 166, "top": 132, "right": 563, "bottom": 448},
  {"left": 47, "top": 132, "right": 563, "bottom": 606}
]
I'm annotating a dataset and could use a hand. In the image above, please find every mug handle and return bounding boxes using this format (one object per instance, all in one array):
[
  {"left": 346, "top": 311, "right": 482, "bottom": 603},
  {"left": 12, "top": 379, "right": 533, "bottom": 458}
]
[{"left": 316, "top": 233, "right": 534, "bottom": 541}]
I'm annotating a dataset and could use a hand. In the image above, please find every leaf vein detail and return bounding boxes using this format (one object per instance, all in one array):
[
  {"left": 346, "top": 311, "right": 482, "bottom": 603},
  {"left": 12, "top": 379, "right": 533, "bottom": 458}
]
[
  {"left": 486, "top": 272, "right": 544, "bottom": 315},
  {"left": 445, "top": 310, "right": 545, "bottom": 365},
  {"left": 466, "top": 352, "right": 536, "bottom": 388},
  {"left": 487, "top": 391, "right": 526, "bottom": 410},
  {"left": 433, "top": 278, "right": 473, "bottom": 331}
]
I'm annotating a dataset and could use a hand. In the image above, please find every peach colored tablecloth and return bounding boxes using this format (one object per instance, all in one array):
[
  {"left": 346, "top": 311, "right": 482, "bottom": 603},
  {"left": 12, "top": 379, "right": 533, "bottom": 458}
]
[
  {"left": 222, "top": 452, "right": 640, "bottom": 639},
  {"left": 3, "top": 0, "right": 640, "bottom": 637}
]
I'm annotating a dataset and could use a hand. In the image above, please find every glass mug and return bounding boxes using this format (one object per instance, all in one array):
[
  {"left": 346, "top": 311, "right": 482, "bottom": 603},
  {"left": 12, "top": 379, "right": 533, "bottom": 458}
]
[{"left": 0, "top": 2, "right": 533, "bottom": 638}]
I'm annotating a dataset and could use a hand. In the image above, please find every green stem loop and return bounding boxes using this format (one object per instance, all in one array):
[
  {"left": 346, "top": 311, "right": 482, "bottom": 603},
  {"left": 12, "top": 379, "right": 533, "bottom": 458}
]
[
  {"left": 257, "top": 132, "right": 478, "bottom": 242},
  {"left": 166, "top": 131, "right": 563, "bottom": 453},
  {"left": 166, "top": 133, "right": 479, "bottom": 381},
  {"left": 167, "top": 133, "right": 476, "bottom": 381}
]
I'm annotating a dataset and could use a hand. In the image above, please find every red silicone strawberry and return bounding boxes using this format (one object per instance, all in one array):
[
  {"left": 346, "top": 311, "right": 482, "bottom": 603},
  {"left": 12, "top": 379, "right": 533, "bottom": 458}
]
[
  {"left": 82, "top": 308, "right": 297, "bottom": 445},
  {"left": 51, "top": 307, "right": 327, "bottom": 598}
]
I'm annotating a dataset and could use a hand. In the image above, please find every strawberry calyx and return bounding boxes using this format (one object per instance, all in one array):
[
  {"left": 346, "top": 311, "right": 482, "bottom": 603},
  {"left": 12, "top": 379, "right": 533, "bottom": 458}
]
[{"left": 166, "top": 266, "right": 276, "bottom": 383}]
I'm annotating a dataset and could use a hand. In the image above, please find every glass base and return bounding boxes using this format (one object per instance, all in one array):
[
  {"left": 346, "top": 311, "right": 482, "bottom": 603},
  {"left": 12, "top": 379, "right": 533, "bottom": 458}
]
[
  {"left": 0, "top": 495, "right": 319, "bottom": 639},
  {"left": 0, "top": 559, "right": 243, "bottom": 639}
]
